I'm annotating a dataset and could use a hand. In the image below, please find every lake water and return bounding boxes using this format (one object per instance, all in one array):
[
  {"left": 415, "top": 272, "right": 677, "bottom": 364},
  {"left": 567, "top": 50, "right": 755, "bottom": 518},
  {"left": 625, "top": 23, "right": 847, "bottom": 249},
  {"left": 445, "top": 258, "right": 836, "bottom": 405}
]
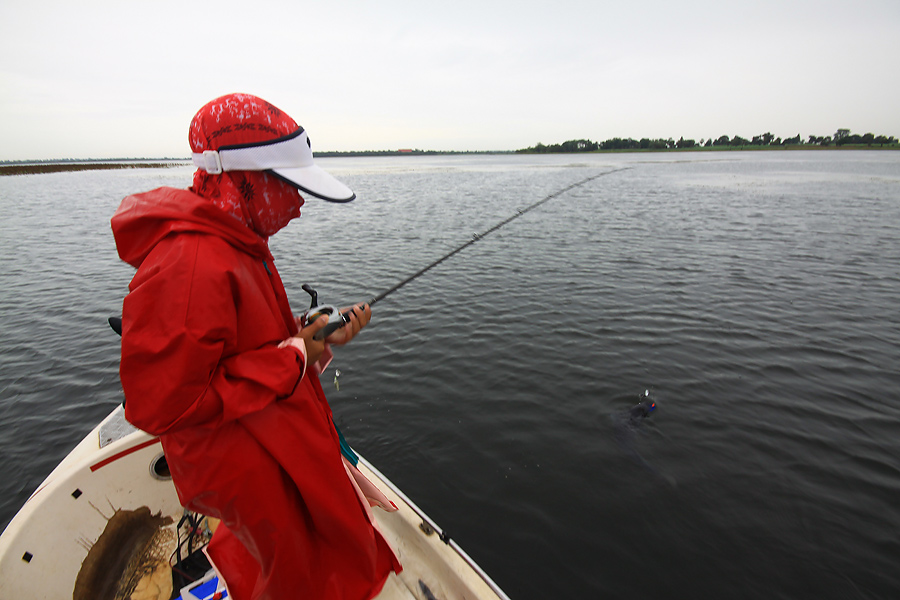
[{"left": 1, "top": 151, "right": 899, "bottom": 599}]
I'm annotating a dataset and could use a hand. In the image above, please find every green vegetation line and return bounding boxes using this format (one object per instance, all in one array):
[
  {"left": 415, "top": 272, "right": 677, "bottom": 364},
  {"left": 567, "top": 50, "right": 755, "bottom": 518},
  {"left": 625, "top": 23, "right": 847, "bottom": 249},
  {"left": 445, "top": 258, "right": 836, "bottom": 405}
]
[{"left": 517, "top": 130, "right": 898, "bottom": 154}]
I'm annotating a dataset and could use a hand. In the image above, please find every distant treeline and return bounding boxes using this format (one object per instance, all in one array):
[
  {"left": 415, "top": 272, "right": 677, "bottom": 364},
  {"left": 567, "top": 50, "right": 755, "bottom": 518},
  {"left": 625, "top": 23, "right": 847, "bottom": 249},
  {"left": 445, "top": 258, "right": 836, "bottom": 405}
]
[
  {"left": 517, "top": 130, "right": 898, "bottom": 153},
  {"left": 315, "top": 149, "right": 442, "bottom": 157}
]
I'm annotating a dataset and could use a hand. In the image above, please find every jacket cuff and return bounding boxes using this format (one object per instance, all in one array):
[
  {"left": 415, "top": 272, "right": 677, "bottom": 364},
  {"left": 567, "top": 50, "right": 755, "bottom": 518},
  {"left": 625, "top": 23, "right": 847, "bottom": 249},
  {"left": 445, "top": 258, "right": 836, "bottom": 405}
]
[
  {"left": 312, "top": 344, "right": 333, "bottom": 376},
  {"left": 277, "top": 337, "right": 308, "bottom": 382}
]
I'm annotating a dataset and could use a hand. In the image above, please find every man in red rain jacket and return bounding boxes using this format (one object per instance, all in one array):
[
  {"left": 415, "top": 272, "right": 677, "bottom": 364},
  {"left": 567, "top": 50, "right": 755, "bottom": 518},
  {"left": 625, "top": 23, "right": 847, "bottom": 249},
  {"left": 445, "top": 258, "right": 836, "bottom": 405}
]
[{"left": 111, "top": 94, "right": 401, "bottom": 600}]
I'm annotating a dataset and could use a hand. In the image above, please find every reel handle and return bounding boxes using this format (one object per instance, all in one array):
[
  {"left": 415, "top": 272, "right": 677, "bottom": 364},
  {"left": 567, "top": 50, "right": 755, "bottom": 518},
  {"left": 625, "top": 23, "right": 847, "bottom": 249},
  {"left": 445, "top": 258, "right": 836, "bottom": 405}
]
[{"left": 301, "top": 284, "right": 350, "bottom": 341}]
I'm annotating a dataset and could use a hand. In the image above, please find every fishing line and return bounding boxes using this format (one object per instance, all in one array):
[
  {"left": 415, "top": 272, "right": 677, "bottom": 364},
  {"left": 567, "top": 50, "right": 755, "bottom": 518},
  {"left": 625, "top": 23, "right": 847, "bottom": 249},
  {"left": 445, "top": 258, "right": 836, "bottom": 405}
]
[{"left": 366, "top": 168, "right": 627, "bottom": 306}]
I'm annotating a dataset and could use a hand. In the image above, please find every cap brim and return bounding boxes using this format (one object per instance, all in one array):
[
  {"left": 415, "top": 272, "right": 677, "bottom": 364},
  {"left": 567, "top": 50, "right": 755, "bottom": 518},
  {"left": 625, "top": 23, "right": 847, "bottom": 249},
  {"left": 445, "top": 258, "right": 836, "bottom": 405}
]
[{"left": 270, "top": 165, "right": 355, "bottom": 203}]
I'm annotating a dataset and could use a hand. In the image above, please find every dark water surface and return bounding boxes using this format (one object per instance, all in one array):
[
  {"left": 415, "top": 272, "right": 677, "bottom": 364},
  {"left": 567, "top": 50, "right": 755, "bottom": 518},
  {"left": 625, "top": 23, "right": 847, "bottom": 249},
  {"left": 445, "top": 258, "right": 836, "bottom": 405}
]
[{"left": 2, "top": 151, "right": 899, "bottom": 598}]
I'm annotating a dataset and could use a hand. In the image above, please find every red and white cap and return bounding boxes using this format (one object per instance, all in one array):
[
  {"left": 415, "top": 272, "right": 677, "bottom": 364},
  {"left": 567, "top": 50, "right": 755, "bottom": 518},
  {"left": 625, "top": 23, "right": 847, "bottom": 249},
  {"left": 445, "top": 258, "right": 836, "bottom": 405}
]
[{"left": 189, "top": 94, "right": 355, "bottom": 203}]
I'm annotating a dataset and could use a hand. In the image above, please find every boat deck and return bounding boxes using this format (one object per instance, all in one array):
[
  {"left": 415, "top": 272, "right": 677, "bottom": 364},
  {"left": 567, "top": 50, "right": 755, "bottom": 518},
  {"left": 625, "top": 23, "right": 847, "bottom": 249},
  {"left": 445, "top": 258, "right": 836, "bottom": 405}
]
[{"left": 0, "top": 406, "right": 510, "bottom": 600}]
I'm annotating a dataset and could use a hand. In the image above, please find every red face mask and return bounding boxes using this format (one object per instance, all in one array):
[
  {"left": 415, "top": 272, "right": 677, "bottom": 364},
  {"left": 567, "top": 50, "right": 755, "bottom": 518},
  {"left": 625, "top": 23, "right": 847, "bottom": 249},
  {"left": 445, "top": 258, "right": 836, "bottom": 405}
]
[
  {"left": 188, "top": 94, "right": 306, "bottom": 239},
  {"left": 191, "top": 169, "right": 304, "bottom": 239}
]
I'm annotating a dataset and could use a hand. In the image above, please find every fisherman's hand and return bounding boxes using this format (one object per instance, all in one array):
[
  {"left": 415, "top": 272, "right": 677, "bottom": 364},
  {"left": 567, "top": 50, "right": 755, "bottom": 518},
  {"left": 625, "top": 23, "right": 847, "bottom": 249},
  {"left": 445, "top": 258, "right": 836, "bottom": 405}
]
[
  {"left": 294, "top": 317, "right": 329, "bottom": 367},
  {"left": 326, "top": 303, "right": 371, "bottom": 345}
]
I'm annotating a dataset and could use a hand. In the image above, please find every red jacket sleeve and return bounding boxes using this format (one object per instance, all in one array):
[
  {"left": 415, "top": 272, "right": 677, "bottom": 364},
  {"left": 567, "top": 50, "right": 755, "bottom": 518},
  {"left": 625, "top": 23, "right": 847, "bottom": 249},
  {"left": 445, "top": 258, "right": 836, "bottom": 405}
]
[{"left": 120, "top": 233, "right": 304, "bottom": 435}]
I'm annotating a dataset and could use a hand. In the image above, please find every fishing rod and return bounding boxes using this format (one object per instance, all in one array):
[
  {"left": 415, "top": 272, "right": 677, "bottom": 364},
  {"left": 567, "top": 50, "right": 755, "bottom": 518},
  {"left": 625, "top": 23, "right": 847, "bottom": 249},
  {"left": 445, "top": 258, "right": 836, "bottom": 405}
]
[{"left": 302, "top": 168, "right": 627, "bottom": 338}]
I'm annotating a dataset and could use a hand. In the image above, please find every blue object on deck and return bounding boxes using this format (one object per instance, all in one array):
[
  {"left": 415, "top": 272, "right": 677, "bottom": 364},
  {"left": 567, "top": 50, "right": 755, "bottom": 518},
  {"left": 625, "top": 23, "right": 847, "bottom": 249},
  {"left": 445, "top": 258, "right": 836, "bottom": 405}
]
[{"left": 177, "top": 569, "right": 228, "bottom": 600}]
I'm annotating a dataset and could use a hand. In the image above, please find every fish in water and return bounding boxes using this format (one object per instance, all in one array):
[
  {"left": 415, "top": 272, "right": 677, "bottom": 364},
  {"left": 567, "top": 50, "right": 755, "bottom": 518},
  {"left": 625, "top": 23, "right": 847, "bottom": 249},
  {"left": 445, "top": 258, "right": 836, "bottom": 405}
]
[
  {"left": 628, "top": 391, "right": 656, "bottom": 420},
  {"left": 611, "top": 391, "right": 676, "bottom": 487}
]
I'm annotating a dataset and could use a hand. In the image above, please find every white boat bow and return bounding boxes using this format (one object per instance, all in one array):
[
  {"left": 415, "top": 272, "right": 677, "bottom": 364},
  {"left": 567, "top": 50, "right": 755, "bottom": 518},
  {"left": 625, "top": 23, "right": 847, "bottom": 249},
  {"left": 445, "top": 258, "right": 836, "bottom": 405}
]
[{"left": 0, "top": 405, "right": 510, "bottom": 600}]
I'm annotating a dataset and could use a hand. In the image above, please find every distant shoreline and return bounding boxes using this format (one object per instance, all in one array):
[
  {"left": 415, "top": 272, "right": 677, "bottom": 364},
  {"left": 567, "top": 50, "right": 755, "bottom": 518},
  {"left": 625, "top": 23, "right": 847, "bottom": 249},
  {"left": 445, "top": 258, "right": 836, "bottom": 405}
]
[
  {"left": 0, "top": 161, "right": 188, "bottom": 176},
  {"left": 573, "top": 144, "right": 900, "bottom": 154},
  {"left": 2, "top": 145, "right": 897, "bottom": 176}
]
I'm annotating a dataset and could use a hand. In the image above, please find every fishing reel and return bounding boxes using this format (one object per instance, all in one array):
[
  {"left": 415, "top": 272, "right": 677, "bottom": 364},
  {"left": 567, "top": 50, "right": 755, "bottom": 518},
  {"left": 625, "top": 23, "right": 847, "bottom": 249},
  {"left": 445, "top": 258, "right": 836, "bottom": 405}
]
[{"left": 301, "top": 284, "right": 351, "bottom": 341}]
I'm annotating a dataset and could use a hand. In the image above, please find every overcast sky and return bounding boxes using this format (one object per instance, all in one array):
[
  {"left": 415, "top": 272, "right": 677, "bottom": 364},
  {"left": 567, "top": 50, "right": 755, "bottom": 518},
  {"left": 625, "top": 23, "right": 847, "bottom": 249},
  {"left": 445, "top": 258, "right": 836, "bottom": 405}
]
[{"left": 1, "top": 0, "right": 898, "bottom": 160}]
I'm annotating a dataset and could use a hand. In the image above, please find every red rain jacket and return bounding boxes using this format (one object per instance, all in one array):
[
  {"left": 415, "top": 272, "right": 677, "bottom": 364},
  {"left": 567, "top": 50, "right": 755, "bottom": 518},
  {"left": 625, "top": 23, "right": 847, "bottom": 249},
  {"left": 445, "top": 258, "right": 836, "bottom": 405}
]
[{"left": 111, "top": 187, "right": 400, "bottom": 600}]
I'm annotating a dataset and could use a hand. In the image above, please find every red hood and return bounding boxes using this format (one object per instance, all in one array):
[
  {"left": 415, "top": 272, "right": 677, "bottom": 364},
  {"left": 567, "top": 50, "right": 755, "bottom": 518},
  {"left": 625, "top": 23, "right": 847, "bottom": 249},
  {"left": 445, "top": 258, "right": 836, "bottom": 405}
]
[{"left": 112, "top": 187, "right": 270, "bottom": 268}]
